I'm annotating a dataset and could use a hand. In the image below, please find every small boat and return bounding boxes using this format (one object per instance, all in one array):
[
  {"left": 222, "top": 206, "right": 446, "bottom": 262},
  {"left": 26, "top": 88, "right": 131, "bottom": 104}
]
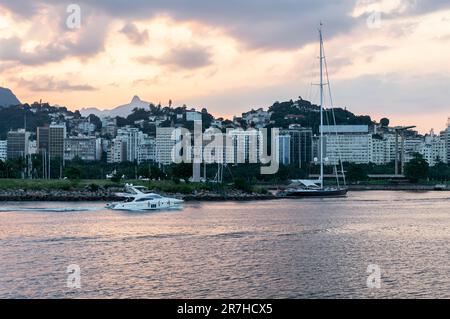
[
  {"left": 107, "top": 184, "right": 184, "bottom": 211},
  {"left": 434, "top": 184, "right": 448, "bottom": 191}
]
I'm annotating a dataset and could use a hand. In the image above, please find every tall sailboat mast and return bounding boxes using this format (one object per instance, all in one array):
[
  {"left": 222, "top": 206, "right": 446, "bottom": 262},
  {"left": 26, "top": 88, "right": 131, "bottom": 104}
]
[
  {"left": 276, "top": 24, "right": 348, "bottom": 198},
  {"left": 319, "top": 24, "right": 324, "bottom": 189}
]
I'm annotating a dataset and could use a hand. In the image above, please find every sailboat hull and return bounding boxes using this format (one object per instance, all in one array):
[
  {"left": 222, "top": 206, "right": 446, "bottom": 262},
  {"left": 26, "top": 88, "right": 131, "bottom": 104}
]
[{"left": 283, "top": 188, "right": 348, "bottom": 198}]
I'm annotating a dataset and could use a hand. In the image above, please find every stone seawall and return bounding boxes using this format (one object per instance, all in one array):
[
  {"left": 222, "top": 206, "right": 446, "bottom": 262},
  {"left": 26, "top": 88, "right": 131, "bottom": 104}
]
[{"left": 0, "top": 189, "right": 276, "bottom": 202}]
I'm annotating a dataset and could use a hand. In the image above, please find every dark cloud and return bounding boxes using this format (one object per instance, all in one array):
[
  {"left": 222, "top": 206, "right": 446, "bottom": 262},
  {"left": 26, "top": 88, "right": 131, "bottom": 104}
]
[
  {"left": 2, "top": 0, "right": 450, "bottom": 51},
  {"left": 0, "top": 0, "right": 41, "bottom": 17},
  {"left": 0, "top": 0, "right": 359, "bottom": 50},
  {"left": 16, "top": 77, "right": 97, "bottom": 92},
  {"left": 137, "top": 45, "right": 213, "bottom": 69},
  {"left": 120, "top": 22, "right": 149, "bottom": 45}
]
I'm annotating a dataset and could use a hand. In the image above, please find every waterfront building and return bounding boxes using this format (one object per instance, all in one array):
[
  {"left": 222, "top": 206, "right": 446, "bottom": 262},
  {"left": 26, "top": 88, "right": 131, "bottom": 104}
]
[
  {"left": 64, "top": 137, "right": 102, "bottom": 161},
  {"left": 419, "top": 131, "right": 447, "bottom": 166},
  {"left": 116, "top": 127, "right": 142, "bottom": 162},
  {"left": 278, "top": 134, "right": 291, "bottom": 165},
  {"left": 156, "top": 127, "right": 178, "bottom": 165},
  {"left": 203, "top": 128, "right": 227, "bottom": 164},
  {"left": 369, "top": 135, "right": 387, "bottom": 165},
  {"left": 7, "top": 129, "right": 30, "bottom": 159},
  {"left": 48, "top": 124, "right": 67, "bottom": 159},
  {"left": 382, "top": 133, "right": 397, "bottom": 163},
  {"left": 107, "top": 139, "right": 127, "bottom": 163},
  {"left": 226, "top": 129, "right": 263, "bottom": 164},
  {"left": 138, "top": 135, "right": 156, "bottom": 164},
  {"left": 280, "top": 125, "right": 313, "bottom": 168},
  {"left": 403, "top": 136, "right": 424, "bottom": 163},
  {"left": 37, "top": 126, "right": 49, "bottom": 153},
  {"left": 321, "top": 125, "right": 371, "bottom": 165},
  {"left": 446, "top": 119, "right": 450, "bottom": 164},
  {"left": 0, "top": 140, "right": 7, "bottom": 161}
]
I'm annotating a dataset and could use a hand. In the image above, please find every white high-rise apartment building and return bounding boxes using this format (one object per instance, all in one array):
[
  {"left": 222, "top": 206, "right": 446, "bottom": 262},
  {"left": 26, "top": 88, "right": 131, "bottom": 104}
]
[
  {"left": 420, "top": 132, "right": 447, "bottom": 166},
  {"left": 64, "top": 137, "right": 102, "bottom": 161},
  {"left": 446, "top": 119, "right": 450, "bottom": 164},
  {"left": 138, "top": 135, "right": 156, "bottom": 164},
  {"left": 107, "top": 139, "right": 127, "bottom": 163},
  {"left": 117, "top": 127, "right": 142, "bottom": 162},
  {"left": 321, "top": 125, "right": 371, "bottom": 165},
  {"left": 156, "top": 127, "right": 183, "bottom": 165},
  {"left": 403, "top": 136, "right": 424, "bottom": 163},
  {"left": 226, "top": 129, "right": 263, "bottom": 164},
  {"left": 369, "top": 136, "right": 387, "bottom": 165},
  {"left": 0, "top": 140, "right": 7, "bottom": 161}
]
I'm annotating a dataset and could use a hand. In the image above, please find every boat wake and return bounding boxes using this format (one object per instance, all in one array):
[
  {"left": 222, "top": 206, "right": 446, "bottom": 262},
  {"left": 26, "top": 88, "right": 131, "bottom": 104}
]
[{"left": 0, "top": 207, "right": 102, "bottom": 213}]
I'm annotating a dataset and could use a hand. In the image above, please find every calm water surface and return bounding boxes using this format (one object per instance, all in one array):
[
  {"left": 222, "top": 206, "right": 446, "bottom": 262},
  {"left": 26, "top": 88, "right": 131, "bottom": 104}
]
[{"left": 0, "top": 191, "right": 449, "bottom": 298}]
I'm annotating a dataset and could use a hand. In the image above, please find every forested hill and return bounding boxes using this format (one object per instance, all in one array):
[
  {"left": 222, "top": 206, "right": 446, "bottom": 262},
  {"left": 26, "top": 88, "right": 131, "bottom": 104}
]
[
  {"left": 0, "top": 97, "right": 376, "bottom": 139},
  {"left": 268, "top": 98, "right": 373, "bottom": 133},
  {"left": 0, "top": 103, "right": 80, "bottom": 139}
]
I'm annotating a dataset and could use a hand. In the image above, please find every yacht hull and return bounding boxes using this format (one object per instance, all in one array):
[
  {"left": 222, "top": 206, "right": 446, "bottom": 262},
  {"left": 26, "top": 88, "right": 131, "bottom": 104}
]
[{"left": 283, "top": 188, "right": 348, "bottom": 198}]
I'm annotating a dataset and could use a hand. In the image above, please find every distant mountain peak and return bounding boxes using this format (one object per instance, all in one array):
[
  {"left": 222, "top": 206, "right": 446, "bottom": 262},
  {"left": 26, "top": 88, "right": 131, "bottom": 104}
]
[
  {"left": 131, "top": 95, "right": 141, "bottom": 103},
  {"left": 80, "top": 95, "right": 151, "bottom": 118},
  {"left": 0, "top": 87, "right": 21, "bottom": 108}
]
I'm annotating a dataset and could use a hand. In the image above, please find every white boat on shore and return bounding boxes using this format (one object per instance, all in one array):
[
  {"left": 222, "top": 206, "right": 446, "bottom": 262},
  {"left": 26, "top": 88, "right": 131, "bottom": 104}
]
[{"left": 106, "top": 184, "right": 184, "bottom": 211}]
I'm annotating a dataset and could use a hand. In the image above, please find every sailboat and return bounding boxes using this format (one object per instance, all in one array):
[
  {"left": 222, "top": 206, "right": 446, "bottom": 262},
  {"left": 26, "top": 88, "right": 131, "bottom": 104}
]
[{"left": 280, "top": 24, "right": 348, "bottom": 198}]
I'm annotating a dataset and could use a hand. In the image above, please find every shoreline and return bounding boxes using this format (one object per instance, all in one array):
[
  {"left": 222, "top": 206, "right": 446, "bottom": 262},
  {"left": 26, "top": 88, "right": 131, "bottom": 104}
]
[
  {"left": 0, "top": 184, "right": 448, "bottom": 202},
  {"left": 0, "top": 189, "right": 277, "bottom": 202}
]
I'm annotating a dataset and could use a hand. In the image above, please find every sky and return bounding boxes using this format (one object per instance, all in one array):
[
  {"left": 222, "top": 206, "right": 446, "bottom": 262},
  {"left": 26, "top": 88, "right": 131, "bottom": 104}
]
[{"left": 0, "top": 0, "right": 450, "bottom": 133}]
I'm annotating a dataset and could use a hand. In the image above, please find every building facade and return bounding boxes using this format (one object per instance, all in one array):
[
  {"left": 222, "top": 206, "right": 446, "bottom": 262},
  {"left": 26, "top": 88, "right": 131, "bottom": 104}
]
[
  {"left": 48, "top": 124, "right": 67, "bottom": 159},
  {"left": 419, "top": 132, "right": 447, "bottom": 166},
  {"left": 321, "top": 125, "right": 371, "bottom": 165},
  {"left": 107, "top": 139, "right": 127, "bottom": 163},
  {"left": 7, "top": 129, "right": 30, "bottom": 159},
  {"left": 278, "top": 134, "right": 291, "bottom": 165},
  {"left": 64, "top": 137, "right": 102, "bottom": 161},
  {"left": 37, "top": 126, "right": 49, "bottom": 153},
  {"left": 281, "top": 125, "right": 313, "bottom": 168},
  {"left": 0, "top": 140, "right": 7, "bottom": 161},
  {"left": 156, "top": 127, "right": 180, "bottom": 165},
  {"left": 117, "top": 127, "right": 142, "bottom": 162},
  {"left": 446, "top": 120, "right": 450, "bottom": 164},
  {"left": 138, "top": 135, "right": 156, "bottom": 164},
  {"left": 226, "top": 129, "right": 263, "bottom": 164}
]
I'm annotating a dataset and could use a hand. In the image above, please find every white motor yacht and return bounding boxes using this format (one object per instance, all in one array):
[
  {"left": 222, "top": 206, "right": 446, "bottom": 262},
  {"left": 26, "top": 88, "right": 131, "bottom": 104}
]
[{"left": 106, "top": 184, "right": 184, "bottom": 211}]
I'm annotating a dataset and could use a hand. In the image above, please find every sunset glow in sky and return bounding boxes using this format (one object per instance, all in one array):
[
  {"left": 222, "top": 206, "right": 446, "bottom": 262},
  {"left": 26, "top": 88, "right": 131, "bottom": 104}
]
[{"left": 1, "top": 0, "right": 450, "bottom": 132}]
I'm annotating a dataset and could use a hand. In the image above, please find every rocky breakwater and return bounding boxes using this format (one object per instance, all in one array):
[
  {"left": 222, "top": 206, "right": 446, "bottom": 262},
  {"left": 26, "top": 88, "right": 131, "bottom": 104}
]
[
  {"left": 0, "top": 187, "right": 121, "bottom": 201},
  {"left": 0, "top": 186, "right": 276, "bottom": 202},
  {"left": 178, "top": 189, "right": 276, "bottom": 201}
]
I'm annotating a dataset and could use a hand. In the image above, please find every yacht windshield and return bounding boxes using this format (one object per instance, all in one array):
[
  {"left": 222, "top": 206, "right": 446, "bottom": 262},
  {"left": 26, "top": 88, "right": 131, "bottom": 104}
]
[{"left": 135, "top": 195, "right": 162, "bottom": 202}]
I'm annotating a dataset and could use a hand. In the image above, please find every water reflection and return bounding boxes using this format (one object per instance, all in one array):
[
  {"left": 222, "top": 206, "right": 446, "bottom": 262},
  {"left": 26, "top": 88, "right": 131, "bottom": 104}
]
[{"left": 0, "top": 191, "right": 449, "bottom": 298}]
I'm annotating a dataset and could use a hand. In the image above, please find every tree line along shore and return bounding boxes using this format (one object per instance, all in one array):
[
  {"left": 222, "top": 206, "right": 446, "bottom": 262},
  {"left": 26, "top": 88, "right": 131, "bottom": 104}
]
[{"left": 0, "top": 177, "right": 448, "bottom": 202}]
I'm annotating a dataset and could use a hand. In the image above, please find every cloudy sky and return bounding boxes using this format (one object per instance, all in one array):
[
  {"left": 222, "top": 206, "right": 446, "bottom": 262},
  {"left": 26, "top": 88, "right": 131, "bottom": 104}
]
[{"left": 1, "top": 0, "right": 450, "bottom": 132}]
